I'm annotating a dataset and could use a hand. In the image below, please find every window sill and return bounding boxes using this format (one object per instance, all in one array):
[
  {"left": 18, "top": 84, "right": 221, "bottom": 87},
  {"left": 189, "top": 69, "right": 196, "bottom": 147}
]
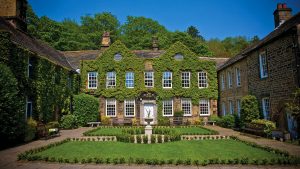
[
  {"left": 183, "top": 114, "right": 192, "bottom": 117},
  {"left": 199, "top": 114, "right": 210, "bottom": 116},
  {"left": 163, "top": 115, "right": 173, "bottom": 117}
]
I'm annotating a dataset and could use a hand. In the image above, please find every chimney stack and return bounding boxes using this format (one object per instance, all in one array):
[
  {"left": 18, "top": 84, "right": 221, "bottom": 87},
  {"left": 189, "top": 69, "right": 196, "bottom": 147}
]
[
  {"left": 152, "top": 36, "right": 159, "bottom": 51},
  {"left": 101, "top": 32, "right": 111, "bottom": 50},
  {"left": 273, "top": 3, "right": 292, "bottom": 28},
  {"left": 0, "top": 0, "right": 28, "bottom": 31}
]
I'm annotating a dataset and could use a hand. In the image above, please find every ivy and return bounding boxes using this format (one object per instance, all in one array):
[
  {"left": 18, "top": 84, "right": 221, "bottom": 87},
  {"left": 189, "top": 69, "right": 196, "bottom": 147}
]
[{"left": 81, "top": 40, "right": 217, "bottom": 121}]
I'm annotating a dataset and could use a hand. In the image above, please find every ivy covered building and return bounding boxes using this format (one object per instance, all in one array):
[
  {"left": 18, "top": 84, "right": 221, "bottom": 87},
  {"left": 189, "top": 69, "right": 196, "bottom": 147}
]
[{"left": 63, "top": 34, "right": 228, "bottom": 125}]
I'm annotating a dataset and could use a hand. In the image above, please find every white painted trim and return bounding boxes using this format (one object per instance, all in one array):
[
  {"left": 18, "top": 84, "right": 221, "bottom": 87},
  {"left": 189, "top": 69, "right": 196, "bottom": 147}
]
[
  {"left": 106, "top": 98, "right": 117, "bottom": 117},
  {"left": 259, "top": 51, "right": 268, "bottom": 78},
  {"left": 162, "top": 71, "right": 172, "bottom": 88},
  {"left": 262, "top": 97, "right": 270, "bottom": 120},
  {"left": 198, "top": 71, "right": 208, "bottom": 89},
  {"left": 181, "top": 98, "right": 192, "bottom": 116},
  {"left": 199, "top": 99, "right": 210, "bottom": 116},
  {"left": 124, "top": 99, "right": 135, "bottom": 117},
  {"left": 144, "top": 71, "right": 154, "bottom": 87},
  {"left": 235, "top": 67, "right": 241, "bottom": 87},
  {"left": 162, "top": 99, "right": 173, "bottom": 117},
  {"left": 106, "top": 71, "right": 116, "bottom": 88},
  {"left": 87, "top": 72, "right": 98, "bottom": 89},
  {"left": 181, "top": 71, "right": 190, "bottom": 88},
  {"left": 125, "top": 72, "right": 134, "bottom": 88}
]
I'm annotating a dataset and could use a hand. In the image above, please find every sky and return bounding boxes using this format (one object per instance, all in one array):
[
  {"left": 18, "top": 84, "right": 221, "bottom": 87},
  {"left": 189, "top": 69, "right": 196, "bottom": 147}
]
[{"left": 28, "top": 0, "right": 300, "bottom": 40}]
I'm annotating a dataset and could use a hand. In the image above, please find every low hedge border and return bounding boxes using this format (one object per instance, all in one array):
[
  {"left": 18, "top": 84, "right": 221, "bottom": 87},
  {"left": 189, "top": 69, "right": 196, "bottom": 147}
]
[{"left": 18, "top": 137, "right": 300, "bottom": 165}]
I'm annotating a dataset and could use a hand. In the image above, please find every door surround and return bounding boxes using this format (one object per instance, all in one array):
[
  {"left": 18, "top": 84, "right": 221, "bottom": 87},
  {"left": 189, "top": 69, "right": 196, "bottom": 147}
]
[{"left": 140, "top": 100, "right": 157, "bottom": 125}]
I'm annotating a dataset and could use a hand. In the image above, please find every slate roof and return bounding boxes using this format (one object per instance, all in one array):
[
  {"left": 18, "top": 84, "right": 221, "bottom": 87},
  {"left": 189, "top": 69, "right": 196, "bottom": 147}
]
[
  {"left": 0, "top": 17, "right": 74, "bottom": 71},
  {"left": 218, "top": 12, "right": 300, "bottom": 71}
]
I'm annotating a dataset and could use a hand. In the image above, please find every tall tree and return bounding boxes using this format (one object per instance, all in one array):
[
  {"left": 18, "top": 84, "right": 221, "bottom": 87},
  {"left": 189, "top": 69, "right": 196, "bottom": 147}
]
[{"left": 186, "top": 26, "right": 205, "bottom": 41}]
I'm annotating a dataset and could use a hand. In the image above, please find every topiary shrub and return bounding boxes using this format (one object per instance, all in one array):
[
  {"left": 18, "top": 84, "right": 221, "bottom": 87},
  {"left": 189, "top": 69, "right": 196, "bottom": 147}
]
[
  {"left": 0, "top": 63, "right": 25, "bottom": 147},
  {"left": 60, "top": 114, "right": 78, "bottom": 129},
  {"left": 240, "top": 95, "right": 260, "bottom": 124},
  {"left": 24, "top": 118, "right": 37, "bottom": 142},
  {"left": 73, "top": 93, "right": 99, "bottom": 126}
]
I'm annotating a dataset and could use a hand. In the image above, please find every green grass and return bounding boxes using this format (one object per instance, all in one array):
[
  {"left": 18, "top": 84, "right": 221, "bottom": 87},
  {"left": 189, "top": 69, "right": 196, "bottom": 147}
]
[
  {"left": 165, "top": 127, "right": 214, "bottom": 135},
  {"left": 34, "top": 139, "right": 283, "bottom": 161}
]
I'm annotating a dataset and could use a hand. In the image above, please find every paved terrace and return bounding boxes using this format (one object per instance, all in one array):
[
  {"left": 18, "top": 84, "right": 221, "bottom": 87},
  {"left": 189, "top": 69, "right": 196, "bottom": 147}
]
[{"left": 0, "top": 126, "right": 299, "bottom": 169}]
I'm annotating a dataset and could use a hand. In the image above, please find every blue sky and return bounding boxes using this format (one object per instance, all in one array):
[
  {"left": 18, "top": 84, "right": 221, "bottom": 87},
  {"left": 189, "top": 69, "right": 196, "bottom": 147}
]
[{"left": 28, "top": 0, "right": 300, "bottom": 40}]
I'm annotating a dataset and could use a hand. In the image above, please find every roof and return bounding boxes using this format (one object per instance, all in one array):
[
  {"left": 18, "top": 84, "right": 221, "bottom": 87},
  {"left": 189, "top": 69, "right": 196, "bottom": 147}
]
[
  {"left": 0, "top": 17, "right": 74, "bottom": 71},
  {"left": 218, "top": 12, "right": 300, "bottom": 71}
]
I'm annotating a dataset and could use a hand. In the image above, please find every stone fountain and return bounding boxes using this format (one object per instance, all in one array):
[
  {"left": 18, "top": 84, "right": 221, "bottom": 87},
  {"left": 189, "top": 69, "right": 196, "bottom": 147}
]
[{"left": 144, "top": 108, "right": 153, "bottom": 141}]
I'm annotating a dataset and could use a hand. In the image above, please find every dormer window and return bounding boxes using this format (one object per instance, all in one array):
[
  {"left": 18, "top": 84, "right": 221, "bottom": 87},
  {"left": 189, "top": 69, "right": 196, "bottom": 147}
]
[
  {"left": 114, "top": 53, "right": 122, "bottom": 61},
  {"left": 174, "top": 53, "right": 183, "bottom": 60}
]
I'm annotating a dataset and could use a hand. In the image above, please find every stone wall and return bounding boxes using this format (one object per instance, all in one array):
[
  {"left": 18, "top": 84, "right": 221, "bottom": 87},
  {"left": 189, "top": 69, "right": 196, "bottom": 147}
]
[{"left": 0, "top": 0, "right": 17, "bottom": 17}]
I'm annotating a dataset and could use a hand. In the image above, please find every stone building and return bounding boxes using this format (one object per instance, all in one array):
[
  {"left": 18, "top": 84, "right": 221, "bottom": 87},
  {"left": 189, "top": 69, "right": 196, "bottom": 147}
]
[
  {"left": 217, "top": 3, "right": 300, "bottom": 138},
  {"left": 63, "top": 34, "right": 228, "bottom": 125}
]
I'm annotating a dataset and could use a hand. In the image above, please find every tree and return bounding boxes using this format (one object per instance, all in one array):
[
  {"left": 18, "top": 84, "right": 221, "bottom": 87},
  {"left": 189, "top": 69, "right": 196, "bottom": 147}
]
[
  {"left": 240, "top": 95, "right": 260, "bottom": 124},
  {"left": 187, "top": 26, "right": 204, "bottom": 41},
  {"left": 207, "top": 38, "right": 231, "bottom": 57},
  {"left": 26, "top": 5, "right": 40, "bottom": 38},
  {"left": 0, "top": 64, "right": 25, "bottom": 147},
  {"left": 250, "top": 35, "right": 260, "bottom": 45}
]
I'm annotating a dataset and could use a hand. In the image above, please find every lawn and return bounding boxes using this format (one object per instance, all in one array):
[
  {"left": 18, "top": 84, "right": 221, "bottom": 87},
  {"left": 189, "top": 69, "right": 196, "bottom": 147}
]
[
  {"left": 33, "top": 139, "right": 283, "bottom": 161},
  {"left": 85, "top": 126, "right": 216, "bottom": 136}
]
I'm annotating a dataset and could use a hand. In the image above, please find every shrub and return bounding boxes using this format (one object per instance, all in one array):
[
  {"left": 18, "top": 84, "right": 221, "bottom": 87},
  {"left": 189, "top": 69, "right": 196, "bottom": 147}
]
[
  {"left": 174, "top": 111, "right": 184, "bottom": 117},
  {"left": 151, "top": 135, "right": 156, "bottom": 143},
  {"left": 233, "top": 113, "right": 241, "bottom": 128},
  {"left": 0, "top": 63, "right": 25, "bottom": 146},
  {"left": 136, "top": 135, "right": 142, "bottom": 143},
  {"left": 217, "top": 115, "right": 234, "bottom": 128},
  {"left": 60, "top": 114, "right": 77, "bottom": 129},
  {"left": 24, "top": 118, "right": 37, "bottom": 142},
  {"left": 101, "top": 116, "right": 110, "bottom": 125},
  {"left": 251, "top": 119, "right": 276, "bottom": 136},
  {"left": 45, "top": 121, "right": 59, "bottom": 130},
  {"left": 157, "top": 135, "right": 162, "bottom": 143},
  {"left": 158, "top": 117, "right": 169, "bottom": 126},
  {"left": 73, "top": 93, "right": 99, "bottom": 126},
  {"left": 240, "top": 95, "right": 260, "bottom": 124},
  {"left": 193, "top": 118, "right": 202, "bottom": 125},
  {"left": 132, "top": 118, "right": 138, "bottom": 126}
]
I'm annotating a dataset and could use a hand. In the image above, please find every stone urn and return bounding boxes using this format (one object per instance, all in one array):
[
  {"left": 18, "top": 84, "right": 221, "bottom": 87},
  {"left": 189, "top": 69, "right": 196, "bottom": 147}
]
[{"left": 144, "top": 117, "right": 154, "bottom": 126}]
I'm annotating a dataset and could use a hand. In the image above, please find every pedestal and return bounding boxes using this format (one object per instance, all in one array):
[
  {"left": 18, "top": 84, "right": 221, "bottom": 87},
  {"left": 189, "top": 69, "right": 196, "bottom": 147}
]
[{"left": 145, "top": 125, "right": 152, "bottom": 144}]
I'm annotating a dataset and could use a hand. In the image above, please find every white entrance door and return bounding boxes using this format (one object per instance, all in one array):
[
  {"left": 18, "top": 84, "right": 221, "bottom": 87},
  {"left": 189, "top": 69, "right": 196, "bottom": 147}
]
[{"left": 144, "top": 103, "right": 154, "bottom": 124}]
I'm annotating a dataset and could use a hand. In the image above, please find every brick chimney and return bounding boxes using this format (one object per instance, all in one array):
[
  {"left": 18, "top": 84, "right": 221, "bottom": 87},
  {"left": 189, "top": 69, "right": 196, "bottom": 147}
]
[
  {"left": 0, "top": 0, "right": 28, "bottom": 31},
  {"left": 152, "top": 36, "right": 159, "bottom": 51},
  {"left": 101, "top": 31, "right": 111, "bottom": 50},
  {"left": 273, "top": 3, "right": 292, "bottom": 28}
]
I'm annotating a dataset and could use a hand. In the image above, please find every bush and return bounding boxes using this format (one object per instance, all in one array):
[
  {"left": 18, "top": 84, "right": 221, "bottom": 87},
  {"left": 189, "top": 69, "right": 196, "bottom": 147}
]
[
  {"left": 251, "top": 119, "right": 276, "bottom": 136},
  {"left": 240, "top": 95, "right": 260, "bottom": 124},
  {"left": 60, "top": 114, "right": 78, "bottom": 129},
  {"left": 101, "top": 116, "right": 110, "bottom": 125},
  {"left": 0, "top": 63, "right": 25, "bottom": 146},
  {"left": 217, "top": 115, "right": 234, "bottom": 128},
  {"left": 73, "top": 94, "right": 99, "bottom": 126},
  {"left": 233, "top": 113, "right": 241, "bottom": 128},
  {"left": 209, "top": 115, "right": 221, "bottom": 123},
  {"left": 174, "top": 111, "right": 184, "bottom": 117},
  {"left": 194, "top": 118, "right": 202, "bottom": 125},
  {"left": 45, "top": 121, "right": 59, "bottom": 129},
  {"left": 24, "top": 118, "right": 37, "bottom": 142},
  {"left": 158, "top": 117, "right": 169, "bottom": 126}
]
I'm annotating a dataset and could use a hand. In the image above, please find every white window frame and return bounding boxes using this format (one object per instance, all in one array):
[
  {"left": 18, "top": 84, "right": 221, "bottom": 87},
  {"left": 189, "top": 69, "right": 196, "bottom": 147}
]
[
  {"left": 221, "top": 74, "right": 225, "bottom": 90},
  {"left": 163, "top": 99, "right": 173, "bottom": 117},
  {"left": 199, "top": 99, "right": 210, "bottom": 116},
  {"left": 106, "top": 71, "right": 116, "bottom": 88},
  {"left": 125, "top": 72, "right": 134, "bottom": 88},
  {"left": 106, "top": 98, "right": 116, "bottom": 117},
  {"left": 198, "top": 71, "right": 208, "bottom": 88},
  {"left": 28, "top": 57, "right": 33, "bottom": 78},
  {"left": 124, "top": 99, "right": 135, "bottom": 117},
  {"left": 25, "top": 97, "right": 32, "bottom": 120},
  {"left": 222, "top": 102, "right": 226, "bottom": 116},
  {"left": 262, "top": 97, "right": 270, "bottom": 120},
  {"left": 162, "top": 71, "right": 172, "bottom": 88},
  {"left": 236, "top": 99, "right": 241, "bottom": 117},
  {"left": 227, "top": 71, "right": 232, "bottom": 88},
  {"left": 181, "top": 71, "right": 190, "bottom": 88},
  {"left": 181, "top": 98, "right": 192, "bottom": 116},
  {"left": 259, "top": 51, "right": 268, "bottom": 78},
  {"left": 87, "top": 72, "right": 98, "bottom": 89},
  {"left": 236, "top": 67, "right": 241, "bottom": 87},
  {"left": 229, "top": 100, "right": 234, "bottom": 114},
  {"left": 144, "top": 71, "right": 154, "bottom": 87}
]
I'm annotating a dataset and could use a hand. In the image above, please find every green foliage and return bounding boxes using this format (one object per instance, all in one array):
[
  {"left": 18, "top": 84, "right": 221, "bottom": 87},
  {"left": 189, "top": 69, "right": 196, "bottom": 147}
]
[
  {"left": 217, "top": 115, "right": 235, "bottom": 128},
  {"left": 240, "top": 95, "right": 260, "bottom": 124},
  {"left": 60, "top": 114, "right": 78, "bottom": 129},
  {"left": 0, "top": 63, "right": 25, "bottom": 144},
  {"left": 73, "top": 93, "right": 99, "bottom": 126},
  {"left": 24, "top": 118, "right": 37, "bottom": 142},
  {"left": 174, "top": 111, "right": 184, "bottom": 117},
  {"left": 251, "top": 119, "right": 276, "bottom": 136}
]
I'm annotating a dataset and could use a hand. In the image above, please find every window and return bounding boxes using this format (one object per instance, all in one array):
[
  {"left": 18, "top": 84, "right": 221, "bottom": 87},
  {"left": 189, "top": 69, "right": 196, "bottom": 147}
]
[
  {"left": 125, "top": 72, "right": 134, "bottom": 88},
  {"left": 124, "top": 99, "right": 135, "bottom": 117},
  {"left": 237, "top": 99, "right": 241, "bottom": 117},
  {"left": 181, "top": 98, "right": 192, "bottom": 116},
  {"left": 28, "top": 57, "right": 33, "bottom": 78},
  {"left": 198, "top": 71, "right": 208, "bottom": 88},
  {"left": 163, "top": 99, "right": 173, "bottom": 116},
  {"left": 114, "top": 53, "right": 122, "bottom": 61},
  {"left": 262, "top": 97, "right": 270, "bottom": 120},
  {"left": 222, "top": 102, "right": 226, "bottom": 116},
  {"left": 221, "top": 74, "right": 225, "bottom": 90},
  {"left": 259, "top": 51, "right": 268, "bottom": 78},
  {"left": 88, "top": 72, "right": 98, "bottom": 89},
  {"left": 163, "top": 71, "right": 172, "bottom": 88},
  {"left": 227, "top": 71, "right": 232, "bottom": 88},
  {"left": 174, "top": 53, "right": 183, "bottom": 60},
  {"left": 199, "top": 99, "right": 210, "bottom": 116},
  {"left": 236, "top": 67, "right": 241, "bottom": 86},
  {"left": 144, "top": 72, "right": 154, "bottom": 87},
  {"left": 26, "top": 98, "right": 32, "bottom": 119},
  {"left": 229, "top": 100, "right": 234, "bottom": 114},
  {"left": 106, "top": 71, "right": 116, "bottom": 88},
  {"left": 181, "top": 72, "right": 190, "bottom": 88},
  {"left": 106, "top": 99, "right": 116, "bottom": 117}
]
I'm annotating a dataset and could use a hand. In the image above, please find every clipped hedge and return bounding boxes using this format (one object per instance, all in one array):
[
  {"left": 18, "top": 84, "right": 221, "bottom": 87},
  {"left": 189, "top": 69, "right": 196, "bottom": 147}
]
[
  {"left": 73, "top": 93, "right": 99, "bottom": 126},
  {"left": 240, "top": 95, "right": 260, "bottom": 124}
]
